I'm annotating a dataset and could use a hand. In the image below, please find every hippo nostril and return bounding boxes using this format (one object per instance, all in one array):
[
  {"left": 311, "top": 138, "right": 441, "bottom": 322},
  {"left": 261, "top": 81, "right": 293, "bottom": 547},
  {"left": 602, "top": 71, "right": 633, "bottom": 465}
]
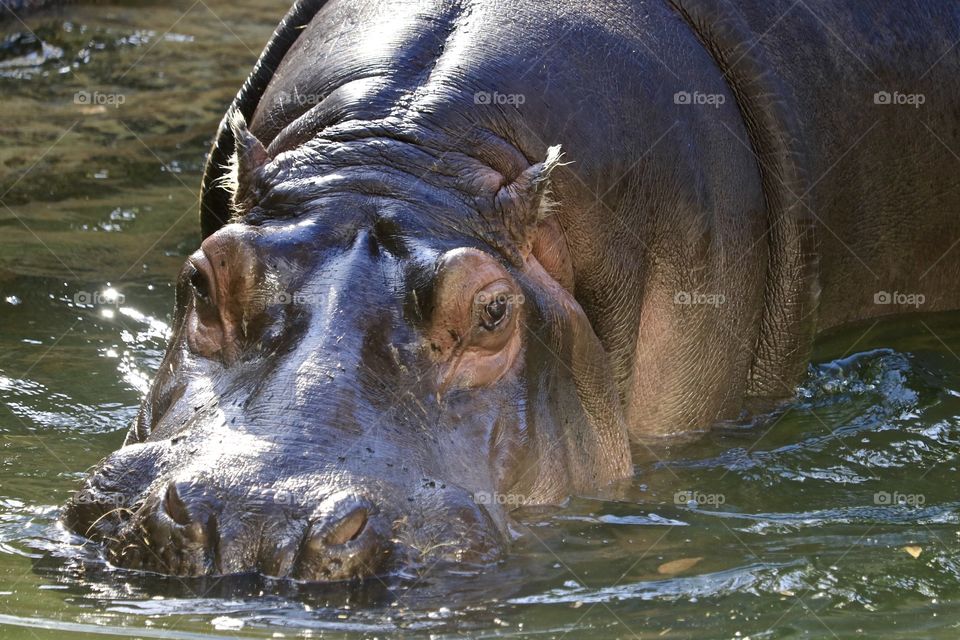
[
  {"left": 106, "top": 480, "right": 221, "bottom": 576},
  {"left": 325, "top": 507, "right": 368, "bottom": 545},
  {"left": 163, "top": 482, "right": 192, "bottom": 526},
  {"left": 292, "top": 501, "right": 389, "bottom": 581}
]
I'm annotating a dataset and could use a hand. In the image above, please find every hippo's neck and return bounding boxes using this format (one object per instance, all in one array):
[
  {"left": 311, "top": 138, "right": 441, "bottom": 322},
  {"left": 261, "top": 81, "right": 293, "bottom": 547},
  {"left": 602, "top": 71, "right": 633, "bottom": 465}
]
[{"left": 670, "top": 0, "right": 821, "bottom": 398}]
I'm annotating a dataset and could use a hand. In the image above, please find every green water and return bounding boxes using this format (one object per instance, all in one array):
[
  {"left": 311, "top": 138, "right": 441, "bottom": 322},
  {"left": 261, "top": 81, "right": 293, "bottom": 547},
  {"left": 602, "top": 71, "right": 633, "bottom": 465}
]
[{"left": 2, "top": 1, "right": 960, "bottom": 638}]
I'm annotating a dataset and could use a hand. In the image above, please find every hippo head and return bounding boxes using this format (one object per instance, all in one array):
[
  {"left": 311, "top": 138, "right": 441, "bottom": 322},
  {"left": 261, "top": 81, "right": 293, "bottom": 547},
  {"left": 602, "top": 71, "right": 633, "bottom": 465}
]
[{"left": 62, "top": 115, "right": 630, "bottom": 581}]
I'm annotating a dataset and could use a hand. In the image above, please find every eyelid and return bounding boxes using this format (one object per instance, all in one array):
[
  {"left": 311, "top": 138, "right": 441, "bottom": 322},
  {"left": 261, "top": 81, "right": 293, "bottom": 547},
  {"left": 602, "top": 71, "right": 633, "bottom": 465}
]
[
  {"left": 474, "top": 279, "right": 515, "bottom": 302},
  {"left": 187, "top": 253, "right": 220, "bottom": 309}
]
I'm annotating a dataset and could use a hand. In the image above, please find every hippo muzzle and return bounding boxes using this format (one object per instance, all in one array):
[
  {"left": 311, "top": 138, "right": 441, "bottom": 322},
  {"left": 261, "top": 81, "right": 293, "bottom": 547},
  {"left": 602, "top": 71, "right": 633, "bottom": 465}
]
[{"left": 65, "top": 440, "right": 501, "bottom": 581}]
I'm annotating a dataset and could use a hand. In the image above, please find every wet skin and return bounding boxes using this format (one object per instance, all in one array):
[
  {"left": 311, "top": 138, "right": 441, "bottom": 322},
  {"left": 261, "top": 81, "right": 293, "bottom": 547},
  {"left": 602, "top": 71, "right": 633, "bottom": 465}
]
[{"left": 64, "top": 0, "right": 960, "bottom": 580}]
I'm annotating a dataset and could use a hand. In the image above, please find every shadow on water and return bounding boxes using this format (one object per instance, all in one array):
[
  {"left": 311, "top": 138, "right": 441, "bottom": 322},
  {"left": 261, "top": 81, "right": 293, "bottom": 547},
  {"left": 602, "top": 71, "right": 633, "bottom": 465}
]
[{"left": 3, "top": 1, "right": 960, "bottom": 638}]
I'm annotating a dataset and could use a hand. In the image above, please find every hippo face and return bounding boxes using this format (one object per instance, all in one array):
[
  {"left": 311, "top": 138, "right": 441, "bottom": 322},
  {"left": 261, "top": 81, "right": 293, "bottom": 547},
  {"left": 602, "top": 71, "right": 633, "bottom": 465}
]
[{"left": 62, "top": 118, "right": 630, "bottom": 582}]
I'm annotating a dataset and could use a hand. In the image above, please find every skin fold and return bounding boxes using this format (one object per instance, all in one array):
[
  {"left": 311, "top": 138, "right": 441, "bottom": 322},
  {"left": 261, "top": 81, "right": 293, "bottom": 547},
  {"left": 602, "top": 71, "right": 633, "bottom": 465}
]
[{"left": 63, "top": 0, "right": 960, "bottom": 581}]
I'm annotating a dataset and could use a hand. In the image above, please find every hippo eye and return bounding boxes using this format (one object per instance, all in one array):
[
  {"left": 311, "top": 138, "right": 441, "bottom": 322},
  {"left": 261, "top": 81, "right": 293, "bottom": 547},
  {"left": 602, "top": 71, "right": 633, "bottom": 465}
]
[
  {"left": 478, "top": 293, "right": 510, "bottom": 331},
  {"left": 189, "top": 264, "right": 212, "bottom": 304}
]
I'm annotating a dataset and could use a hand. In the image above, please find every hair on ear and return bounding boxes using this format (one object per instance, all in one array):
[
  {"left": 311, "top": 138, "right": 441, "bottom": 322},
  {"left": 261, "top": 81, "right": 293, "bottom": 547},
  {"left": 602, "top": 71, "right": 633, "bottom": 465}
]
[
  {"left": 532, "top": 144, "right": 565, "bottom": 221},
  {"left": 495, "top": 144, "right": 569, "bottom": 250},
  {"left": 215, "top": 109, "right": 271, "bottom": 218}
]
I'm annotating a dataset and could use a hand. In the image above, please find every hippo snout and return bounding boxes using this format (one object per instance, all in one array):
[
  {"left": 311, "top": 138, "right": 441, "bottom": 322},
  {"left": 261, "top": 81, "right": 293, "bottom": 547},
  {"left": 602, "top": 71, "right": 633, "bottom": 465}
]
[
  {"left": 84, "top": 485, "right": 393, "bottom": 581},
  {"left": 64, "top": 463, "right": 505, "bottom": 581}
]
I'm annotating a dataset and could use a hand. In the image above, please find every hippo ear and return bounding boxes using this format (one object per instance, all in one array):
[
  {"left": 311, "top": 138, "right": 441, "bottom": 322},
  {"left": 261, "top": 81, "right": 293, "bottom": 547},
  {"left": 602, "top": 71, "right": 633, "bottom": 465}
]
[
  {"left": 496, "top": 145, "right": 565, "bottom": 251},
  {"left": 218, "top": 111, "right": 271, "bottom": 217}
]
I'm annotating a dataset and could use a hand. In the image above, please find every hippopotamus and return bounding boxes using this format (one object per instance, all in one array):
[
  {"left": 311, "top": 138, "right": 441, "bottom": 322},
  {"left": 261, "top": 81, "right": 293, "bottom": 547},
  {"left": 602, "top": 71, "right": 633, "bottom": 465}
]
[{"left": 63, "top": 0, "right": 960, "bottom": 581}]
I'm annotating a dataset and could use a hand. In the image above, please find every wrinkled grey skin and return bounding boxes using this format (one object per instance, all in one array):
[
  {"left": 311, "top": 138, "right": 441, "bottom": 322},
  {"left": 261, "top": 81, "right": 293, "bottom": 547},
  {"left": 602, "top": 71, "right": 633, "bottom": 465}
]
[{"left": 64, "top": 0, "right": 960, "bottom": 581}]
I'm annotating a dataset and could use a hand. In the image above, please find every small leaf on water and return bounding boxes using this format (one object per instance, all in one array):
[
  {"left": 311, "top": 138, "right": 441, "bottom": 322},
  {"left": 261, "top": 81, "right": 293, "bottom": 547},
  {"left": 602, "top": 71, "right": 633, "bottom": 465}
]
[
  {"left": 657, "top": 557, "right": 703, "bottom": 575},
  {"left": 903, "top": 545, "right": 922, "bottom": 559}
]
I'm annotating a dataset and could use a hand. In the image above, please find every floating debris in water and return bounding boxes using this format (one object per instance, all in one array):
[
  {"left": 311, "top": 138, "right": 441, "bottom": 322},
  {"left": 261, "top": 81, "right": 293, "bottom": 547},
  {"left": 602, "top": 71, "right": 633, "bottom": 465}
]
[
  {"left": 658, "top": 557, "right": 703, "bottom": 575},
  {"left": 211, "top": 616, "right": 244, "bottom": 631}
]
